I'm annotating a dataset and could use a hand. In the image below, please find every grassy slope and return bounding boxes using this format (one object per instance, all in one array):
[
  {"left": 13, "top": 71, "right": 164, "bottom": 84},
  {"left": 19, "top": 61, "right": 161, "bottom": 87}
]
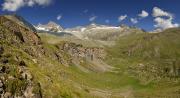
[
  {"left": 105, "top": 28, "right": 180, "bottom": 97},
  {"left": 38, "top": 33, "right": 107, "bottom": 47},
  {"left": 37, "top": 33, "right": 152, "bottom": 98},
  {"left": 2, "top": 43, "right": 95, "bottom": 98},
  {"left": 33, "top": 28, "right": 180, "bottom": 98},
  {"left": 39, "top": 33, "right": 143, "bottom": 88}
]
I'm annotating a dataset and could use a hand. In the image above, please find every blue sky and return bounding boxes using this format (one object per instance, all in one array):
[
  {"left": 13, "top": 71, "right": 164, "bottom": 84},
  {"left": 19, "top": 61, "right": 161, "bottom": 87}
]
[{"left": 0, "top": 0, "right": 180, "bottom": 31}]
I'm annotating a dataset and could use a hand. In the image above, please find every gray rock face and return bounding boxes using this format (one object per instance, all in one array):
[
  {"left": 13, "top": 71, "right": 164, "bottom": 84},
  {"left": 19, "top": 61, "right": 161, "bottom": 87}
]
[
  {"left": 54, "top": 42, "right": 112, "bottom": 72},
  {"left": 57, "top": 42, "right": 106, "bottom": 62}
]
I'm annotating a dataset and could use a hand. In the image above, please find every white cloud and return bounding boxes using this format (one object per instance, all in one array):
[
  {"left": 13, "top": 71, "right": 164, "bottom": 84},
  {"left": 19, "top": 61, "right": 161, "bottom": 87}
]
[
  {"left": 57, "top": 15, "right": 62, "bottom": 20},
  {"left": 2, "top": 0, "right": 24, "bottom": 11},
  {"left": 154, "top": 17, "right": 179, "bottom": 30},
  {"left": 118, "top": 15, "right": 127, "bottom": 22},
  {"left": 138, "top": 10, "right": 149, "bottom": 18},
  {"left": 152, "top": 7, "right": 173, "bottom": 18},
  {"left": 130, "top": 18, "right": 138, "bottom": 24},
  {"left": 152, "top": 7, "right": 179, "bottom": 30},
  {"left": 2, "top": 0, "right": 52, "bottom": 11},
  {"left": 27, "top": 0, "right": 35, "bottom": 6},
  {"left": 89, "top": 16, "right": 97, "bottom": 22},
  {"left": 33, "top": 0, "right": 51, "bottom": 5}
]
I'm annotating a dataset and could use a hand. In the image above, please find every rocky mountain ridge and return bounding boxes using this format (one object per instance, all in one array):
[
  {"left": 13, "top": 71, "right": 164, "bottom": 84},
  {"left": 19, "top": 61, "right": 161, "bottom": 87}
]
[
  {"left": 36, "top": 21, "right": 63, "bottom": 32},
  {"left": 36, "top": 22, "right": 145, "bottom": 41}
]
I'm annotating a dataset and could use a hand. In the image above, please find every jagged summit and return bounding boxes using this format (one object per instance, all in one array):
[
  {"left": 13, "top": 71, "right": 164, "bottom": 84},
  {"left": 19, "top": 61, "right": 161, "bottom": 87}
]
[
  {"left": 36, "top": 21, "right": 63, "bottom": 32},
  {"left": 47, "top": 21, "right": 60, "bottom": 27}
]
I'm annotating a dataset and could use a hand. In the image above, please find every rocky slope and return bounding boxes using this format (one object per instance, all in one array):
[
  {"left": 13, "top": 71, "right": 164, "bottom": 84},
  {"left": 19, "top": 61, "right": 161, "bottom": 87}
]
[
  {"left": 55, "top": 42, "right": 114, "bottom": 72},
  {"left": 0, "top": 15, "right": 42, "bottom": 98}
]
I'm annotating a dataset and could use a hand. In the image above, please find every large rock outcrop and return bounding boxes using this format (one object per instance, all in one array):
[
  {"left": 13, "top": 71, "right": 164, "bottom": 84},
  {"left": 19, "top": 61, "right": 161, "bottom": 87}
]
[{"left": 54, "top": 42, "right": 113, "bottom": 72}]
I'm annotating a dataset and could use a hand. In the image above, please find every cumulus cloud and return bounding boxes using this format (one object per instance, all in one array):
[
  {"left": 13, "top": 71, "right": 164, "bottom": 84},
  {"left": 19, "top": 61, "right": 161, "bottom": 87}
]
[
  {"left": 152, "top": 7, "right": 173, "bottom": 18},
  {"left": 57, "top": 15, "right": 62, "bottom": 20},
  {"left": 138, "top": 10, "right": 149, "bottom": 18},
  {"left": 89, "top": 16, "right": 97, "bottom": 22},
  {"left": 154, "top": 17, "right": 179, "bottom": 30},
  {"left": 2, "top": 0, "right": 24, "bottom": 11},
  {"left": 152, "top": 7, "right": 179, "bottom": 30},
  {"left": 130, "top": 18, "right": 138, "bottom": 24},
  {"left": 2, "top": 0, "right": 52, "bottom": 11},
  {"left": 118, "top": 15, "right": 127, "bottom": 22}
]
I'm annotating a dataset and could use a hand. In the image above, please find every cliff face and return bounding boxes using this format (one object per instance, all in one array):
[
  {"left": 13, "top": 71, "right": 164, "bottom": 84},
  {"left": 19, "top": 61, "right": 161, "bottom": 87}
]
[
  {"left": 59, "top": 42, "right": 106, "bottom": 61},
  {"left": 54, "top": 42, "right": 112, "bottom": 72},
  {"left": 0, "top": 15, "right": 42, "bottom": 98}
]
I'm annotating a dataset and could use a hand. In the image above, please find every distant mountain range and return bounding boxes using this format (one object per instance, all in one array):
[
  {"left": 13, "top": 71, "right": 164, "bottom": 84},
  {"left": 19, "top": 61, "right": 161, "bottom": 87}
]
[{"left": 36, "top": 22, "right": 145, "bottom": 41}]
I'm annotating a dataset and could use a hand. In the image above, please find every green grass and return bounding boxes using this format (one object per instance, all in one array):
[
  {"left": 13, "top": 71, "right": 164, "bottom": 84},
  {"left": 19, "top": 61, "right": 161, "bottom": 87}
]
[
  {"left": 68, "top": 66, "right": 139, "bottom": 89},
  {"left": 104, "top": 28, "right": 180, "bottom": 97},
  {"left": 32, "top": 28, "right": 180, "bottom": 97},
  {"left": 2, "top": 27, "right": 180, "bottom": 97}
]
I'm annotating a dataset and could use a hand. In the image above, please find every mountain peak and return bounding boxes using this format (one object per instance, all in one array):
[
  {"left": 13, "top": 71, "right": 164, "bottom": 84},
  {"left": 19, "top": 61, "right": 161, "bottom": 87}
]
[
  {"left": 47, "top": 21, "right": 60, "bottom": 27},
  {"left": 36, "top": 21, "right": 63, "bottom": 32}
]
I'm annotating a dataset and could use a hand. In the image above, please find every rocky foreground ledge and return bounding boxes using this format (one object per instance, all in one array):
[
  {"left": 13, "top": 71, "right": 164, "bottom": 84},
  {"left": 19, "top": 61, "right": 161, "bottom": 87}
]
[{"left": 0, "top": 15, "right": 44, "bottom": 98}]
